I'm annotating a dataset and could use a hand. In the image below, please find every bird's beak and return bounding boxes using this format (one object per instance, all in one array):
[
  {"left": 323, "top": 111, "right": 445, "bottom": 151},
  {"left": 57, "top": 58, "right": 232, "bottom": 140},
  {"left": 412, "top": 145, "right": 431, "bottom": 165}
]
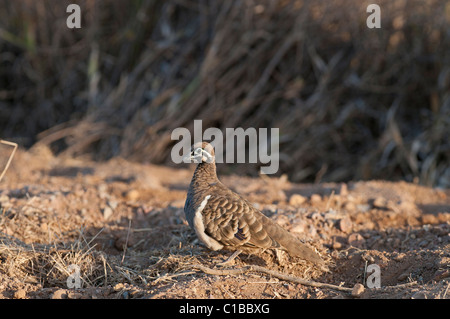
[
  {"left": 183, "top": 152, "right": 194, "bottom": 162},
  {"left": 184, "top": 150, "right": 200, "bottom": 163}
]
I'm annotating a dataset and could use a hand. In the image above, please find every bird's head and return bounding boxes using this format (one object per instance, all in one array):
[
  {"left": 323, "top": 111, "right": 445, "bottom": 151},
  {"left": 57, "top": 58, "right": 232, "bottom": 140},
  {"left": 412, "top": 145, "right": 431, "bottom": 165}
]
[{"left": 185, "top": 141, "right": 215, "bottom": 163}]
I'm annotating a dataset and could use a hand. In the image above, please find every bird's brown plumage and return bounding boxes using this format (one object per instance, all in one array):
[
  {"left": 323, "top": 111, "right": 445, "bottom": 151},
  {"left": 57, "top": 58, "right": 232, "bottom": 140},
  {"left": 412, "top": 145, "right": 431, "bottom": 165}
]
[{"left": 184, "top": 142, "right": 326, "bottom": 268}]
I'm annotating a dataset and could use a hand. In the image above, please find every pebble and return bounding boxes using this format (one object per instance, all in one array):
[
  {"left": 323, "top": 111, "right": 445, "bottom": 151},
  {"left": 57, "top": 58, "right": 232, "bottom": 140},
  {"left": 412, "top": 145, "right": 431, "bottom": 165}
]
[
  {"left": 356, "top": 204, "right": 370, "bottom": 212},
  {"left": 421, "top": 214, "right": 438, "bottom": 225},
  {"left": 126, "top": 189, "right": 140, "bottom": 201},
  {"left": 411, "top": 291, "right": 427, "bottom": 299},
  {"left": 307, "top": 225, "right": 317, "bottom": 237},
  {"left": 40, "top": 222, "right": 48, "bottom": 232},
  {"left": 52, "top": 289, "right": 68, "bottom": 299},
  {"left": 338, "top": 217, "right": 353, "bottom": 233},
  {"left": 310, "top": 194, "right": 322, "bottom": 204},
  {"left": 432, "top": 269, "right": 450, "bottom": 281},
  {"left": 343, "top": 201, "right": 356, "bottom": 211},
  {"left": 114, "top": 283, "right": 124, "bottom": 290},
  {"left": 372, "top": 197, "right": 387, "bottom": 208},
  {"left": 103, "top": 206, "right": 113, "bottom": 220},
  {"left": 351, "top": 283, "right": 365, "bottom": 297},
  {"left": 67, "top": 291, "right": 83, "bottom": 299},
  {"left": 14, "top": 289, "right": 27, "bottom": 299},
  {"left": 348, "top": 233, "right": 365, "bottom": 248},
  {"left": 114, "top": 234, "right": 135, "bottom": 251},
  {"left": 323, "top": 209, "right": 339, "bottom": 219},
  {"left": 310, "top": 211, "right": 324, "bottom": 221},
  {"left": 397, "top": 272, "right": 409, "bottom": 281},
  {"left": 291, "top": 220, "right": 307, "bottom": 234},
  {"left": 332, "top": 241, "right": 342, "bottom": 249},
  {"left": 289, "top": 194, "right": 307, "bottom": 206},
  {"left": 97, "top": 183, "right": 109, "bottom": 199}
]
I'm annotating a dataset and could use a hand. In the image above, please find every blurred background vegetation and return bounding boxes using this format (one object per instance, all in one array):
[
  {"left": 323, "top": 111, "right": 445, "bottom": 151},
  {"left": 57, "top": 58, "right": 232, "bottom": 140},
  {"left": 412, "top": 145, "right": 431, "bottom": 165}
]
[{"left": 0, "top": 0, "right": 449, "bottom": 187}]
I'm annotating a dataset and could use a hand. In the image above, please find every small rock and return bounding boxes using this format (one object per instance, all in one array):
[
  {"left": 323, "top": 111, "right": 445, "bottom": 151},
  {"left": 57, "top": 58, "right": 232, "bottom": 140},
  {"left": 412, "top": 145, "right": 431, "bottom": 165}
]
[
  {"left": 338, "top": 217, "right": 353, "bottom": 233},
  {"left": 332, "top": 241, "right": 342, "bottom": 249},
  {"left": 356, "top": 204, "right": 371, "bottom": 212},
  {"left": 14, "top": 289, "right": 27, "bottom": 299},
  {"left": 393, "top": 253, "right": 405, "bottom": 262},
  {"left": 285, "top": 283, "right": 295, "bottom": 292},
  {"left": 264, "top": 204, "right": 278, "bottom": 214},
  {"left": 289, "top": 194, "right": 307, "bottom": 206},
  {"left": 397, "top": 272, "right": 409, "bottom": 281},
  {"left": 310, "top": 194, "right": 322, "bottom": 204},
  {"left": 411, "top": 291, "right": 427, "bottom": 299},
  {"left": 398, "top": 200, "right": 417, "bottom": 211},
  {"left": 372, "top": 197, "right": 387, "bottom": 208},
  {"left": 432, "top": 269, "right": 450, "bottom": 281},
  {"left": 103, "top": 206, "right": 113, "bottom": 220},
  {"left": 331, "top": 250, "right": 340, "bottom": 258},
  {"left": 52, "top": 289, "right": 68, "bottom": 299},
  {"left": 343, "top": 201, "right": 356, "bottom": 211},
  {"left": 0, "top": 194, "right": 9, "bottom": 202},
  {"left": 323, "top": 209, "right": 339, "bottom": 218},
  {"left": 67, "top": 291, "right": 83, "bottom": 299},
  {"left": 307, "top": 225, "right": 317, "bottom": 237},
  {"left": 348, "top": 233, "right": 365, "bottom": 248},
  {"left": 114, "top": 283, "right": 124, "bottom": 291},
  {"left": 351, "top": 283, "right": 365, "bottom": 297},
  {"left": 125, "top": 189, "right": 140, "bottom": 201},
  {"left": 114, "top": 233, "right": 135, "bottom": 251},
  {"left": 40, "top": 223, "right": 48, "bottom": 232},
  {"left": 435, "top": 256, "right": 450, "bottom": 268},
  {"left": 98, "top": 183, "right": 109, "bottom": 199},
  {"left": 421, "top": 214, "right": 438, "bottom": 225},
  {"left": 291, "top": 220, "right": 307, "bottom": 234},
  {"left": 310, "top": 211, "right": 324, "bottom": 221}
]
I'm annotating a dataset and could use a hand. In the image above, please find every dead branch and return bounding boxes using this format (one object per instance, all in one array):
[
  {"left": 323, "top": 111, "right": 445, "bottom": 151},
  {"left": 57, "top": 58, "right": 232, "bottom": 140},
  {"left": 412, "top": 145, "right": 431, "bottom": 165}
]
[
  {"left": 0, "top": 139, "right": 18, "bottom": 183},
  {"left": 191, "top": 263, "right": 353, "bottom": 293}
]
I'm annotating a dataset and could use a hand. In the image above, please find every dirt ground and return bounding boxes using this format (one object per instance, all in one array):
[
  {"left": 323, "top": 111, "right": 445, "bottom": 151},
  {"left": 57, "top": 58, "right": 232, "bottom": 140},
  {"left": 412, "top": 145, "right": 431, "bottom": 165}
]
[{"left": 0, "top": 145, "right": 449, "bottom": 299}]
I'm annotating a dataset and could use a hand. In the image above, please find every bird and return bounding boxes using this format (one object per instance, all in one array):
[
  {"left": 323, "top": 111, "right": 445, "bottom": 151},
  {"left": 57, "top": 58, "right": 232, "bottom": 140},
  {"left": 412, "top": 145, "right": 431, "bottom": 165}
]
[{"left": 184, "top": 141, "right": 326, "bottom": 270}]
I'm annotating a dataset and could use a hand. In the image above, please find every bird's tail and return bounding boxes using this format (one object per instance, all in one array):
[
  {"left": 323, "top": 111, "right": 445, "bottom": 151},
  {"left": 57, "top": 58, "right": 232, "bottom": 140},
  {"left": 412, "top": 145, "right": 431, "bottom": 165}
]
[{"left": 261, "top": 215, "right": 328, "bottom": 271}]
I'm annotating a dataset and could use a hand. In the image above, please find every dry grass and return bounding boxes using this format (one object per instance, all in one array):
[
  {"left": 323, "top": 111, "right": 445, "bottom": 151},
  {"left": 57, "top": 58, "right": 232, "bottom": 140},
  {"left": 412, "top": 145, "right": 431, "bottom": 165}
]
[
  {"left": 0, "top": 222, "right": 201, "bottom": 290},
  {"left": 0, "top": 235, "right": 104, "bottom": 287},
  {"left": 0, "top": 0, "right": 449, "bottom": 187}
]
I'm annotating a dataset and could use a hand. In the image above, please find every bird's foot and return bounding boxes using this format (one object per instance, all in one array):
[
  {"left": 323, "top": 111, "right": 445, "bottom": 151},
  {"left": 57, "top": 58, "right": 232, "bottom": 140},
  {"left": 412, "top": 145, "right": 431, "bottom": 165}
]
[{"left": 216, "top": 250, "right": 242, "bottom": 267}]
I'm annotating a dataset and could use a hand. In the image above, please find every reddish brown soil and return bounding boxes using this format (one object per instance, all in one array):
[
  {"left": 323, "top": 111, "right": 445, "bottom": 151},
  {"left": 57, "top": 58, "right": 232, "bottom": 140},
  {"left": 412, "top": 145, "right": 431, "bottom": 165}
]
[{"left": 0, "top": 146, "right": 448, "bottom": 299}]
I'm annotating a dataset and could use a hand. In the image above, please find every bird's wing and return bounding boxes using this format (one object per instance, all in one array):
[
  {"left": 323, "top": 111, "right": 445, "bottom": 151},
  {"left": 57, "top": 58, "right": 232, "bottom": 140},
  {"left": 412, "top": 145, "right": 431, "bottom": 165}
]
[
  {"left": 202, "top": 191, "right": 326, "bottom": 268},
  {"left": 201, "top": 193, "right": 280, "bottom": 250}
]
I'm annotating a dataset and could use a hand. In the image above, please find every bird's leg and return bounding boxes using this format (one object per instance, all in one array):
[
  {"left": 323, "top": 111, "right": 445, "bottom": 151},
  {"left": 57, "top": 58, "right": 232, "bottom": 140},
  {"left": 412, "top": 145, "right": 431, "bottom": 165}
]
[
  {"left": 216, "top": 250, "right": 242, "bottom": 266},
  {"left": 274, "top": 249, "right": 288, "bottom": 266}
]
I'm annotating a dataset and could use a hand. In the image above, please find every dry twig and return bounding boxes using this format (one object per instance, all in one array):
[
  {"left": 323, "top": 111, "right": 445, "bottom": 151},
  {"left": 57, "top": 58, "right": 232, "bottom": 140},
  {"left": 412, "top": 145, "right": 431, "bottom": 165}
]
[
  {"left": 191, "top": 263, "right": 353, "bottom": 293},
  {"left": 0, "top": 139, "right": 17, "bottom": 183}
]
